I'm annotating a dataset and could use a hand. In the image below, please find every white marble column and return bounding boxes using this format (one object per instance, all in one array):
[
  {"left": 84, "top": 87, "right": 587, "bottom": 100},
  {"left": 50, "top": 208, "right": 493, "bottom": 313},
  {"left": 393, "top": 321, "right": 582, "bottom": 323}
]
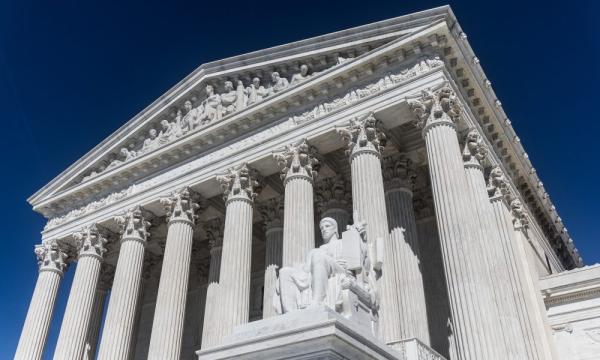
[
  {"left": 148, "top": 187, "right": 200, "bottom": 360},
  {"left": 274, "top": 139, "right": 319, "bottom": 267},
  {"left": 337, "top": 113, "right": 402, "bottom": 344},
  {"left": 487, "top": 167, "right": 556, "bottom": 359},
  {"left": 382, "top": 154, "right": 429, "bottom": 344},
  {"left": 408, "top": 86, "right": 494, "bottom": 359},
  {"left": 258, "top": 196, "right": 284, "bottom": 319},
  {"left": 54, "top": 224, "right": 107, "bottom": 360},
  {"left": 201, "top": 218, "right": 224, "bottom": 348},
  {"left": 15, "top": 240, "right": 67, "bottom": 360},
  {"left": 97, "top": 206, "right": 151, "bottom": 360},
  {"left": 83, "top": 265, "right": 114, "bottom": 360},
  {"left": 215, "top": 163, "right": 259, "bottom": 341},
  {"left": 315, "top": 175, "right": 352, "bottom": 235}
]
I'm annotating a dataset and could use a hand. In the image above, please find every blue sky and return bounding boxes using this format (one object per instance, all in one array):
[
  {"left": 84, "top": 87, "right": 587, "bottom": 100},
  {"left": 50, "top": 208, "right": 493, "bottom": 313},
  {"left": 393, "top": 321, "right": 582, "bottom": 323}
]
[{"left": 0, "top": 0, "right": 598, "bottom": 357}]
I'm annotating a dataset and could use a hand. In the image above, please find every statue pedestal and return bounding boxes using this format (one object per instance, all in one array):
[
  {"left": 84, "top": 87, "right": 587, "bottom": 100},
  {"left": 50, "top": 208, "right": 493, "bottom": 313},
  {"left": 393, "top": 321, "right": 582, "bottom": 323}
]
[{"left": 196, "top": 306, "right": 444, "bottom": 360}]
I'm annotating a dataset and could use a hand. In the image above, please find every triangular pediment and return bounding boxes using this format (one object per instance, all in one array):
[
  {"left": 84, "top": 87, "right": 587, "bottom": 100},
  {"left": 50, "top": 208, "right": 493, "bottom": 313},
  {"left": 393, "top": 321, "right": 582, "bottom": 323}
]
[{"left": 30, "top": 7, "right": 454, "bottom": 218}]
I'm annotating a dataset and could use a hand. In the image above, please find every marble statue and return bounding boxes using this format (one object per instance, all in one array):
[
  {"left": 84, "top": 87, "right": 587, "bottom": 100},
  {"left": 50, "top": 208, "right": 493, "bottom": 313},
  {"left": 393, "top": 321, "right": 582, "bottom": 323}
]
[
  {"left": 270, "top": 72, "right": 290, "bottom": 94},
  {"left": 290, "top": 64, "right": 310, "bottom": 85},
  {"left": 245, "top": 77, "right": 269, "bottom": 105},
  {"left": 199, "top": 84, "right": 222, "bottom": 123},
  {"left": 274, "top": 217, "right": 378, "bottom": 317},
  {"left": 141, "top": 129, "right": 158, "bottom": 154},
  {"left": 220, "top": 81, "right": 238, "bottom": 116},
  {"left": 182, "top": 100, "right": 201, "bottom": 132}
]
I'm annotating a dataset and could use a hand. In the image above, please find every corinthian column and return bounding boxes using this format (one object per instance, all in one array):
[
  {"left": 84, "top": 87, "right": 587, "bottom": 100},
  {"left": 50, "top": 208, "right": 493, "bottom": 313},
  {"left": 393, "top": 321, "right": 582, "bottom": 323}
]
[
  {"left": 337, "top": 113, "right": 402, "bottom": 344},
  {"left": 215, "top": 163, "right": 259, "bottom": 341},
  {"left": 201, "top": 218, "right": 224, "bottom": 348},
  {"left": 15, "top": 240, "right": 67, "bottom": 360},
  {"left": 487, "top": 167, "right": 556, "bottom": 359},
  {"left": 382, "top": 154, "right": 429, "bottom": 344},
  {"left": 408, "top": 85, "right": 494, "bottom": 359},
  {"left": 314, "top": 175, "right": 352, "bottom": 235},
  {"left": 84, "top": 265, "right": 114, "bottom": 360},
  {"left": 54, "top": 224, "right": 107, "bottom": 360},
  {"left": 148, "top": 187, "right": 200, "bottom": 360},
  {"left": 258, "top": 196, "right": 284, "bottom": 319},
  {"left": 97, "top": 206, "right": 151, "bottom": 360},
  {"left": 274, "top": 139, "right": 319, "bottom": 266}
]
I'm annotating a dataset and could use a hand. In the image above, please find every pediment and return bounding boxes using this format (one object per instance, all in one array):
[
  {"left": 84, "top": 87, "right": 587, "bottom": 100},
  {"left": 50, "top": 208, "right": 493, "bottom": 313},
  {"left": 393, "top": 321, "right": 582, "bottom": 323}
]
[{"left": 29, "top": 8, "right": 454, "bottom": 218}]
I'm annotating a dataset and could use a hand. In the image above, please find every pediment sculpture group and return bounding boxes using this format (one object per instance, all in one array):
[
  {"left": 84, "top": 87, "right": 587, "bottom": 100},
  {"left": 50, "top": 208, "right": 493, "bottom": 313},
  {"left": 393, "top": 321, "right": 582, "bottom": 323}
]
[{"left": 82, "top": 65, "right": 322, "bottom": 182}]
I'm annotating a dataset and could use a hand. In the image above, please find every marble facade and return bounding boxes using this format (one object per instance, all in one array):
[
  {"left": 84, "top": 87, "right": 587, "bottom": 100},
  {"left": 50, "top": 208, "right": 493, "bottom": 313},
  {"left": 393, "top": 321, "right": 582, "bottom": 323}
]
[{"left": 16, "top": 6, "right": 597, "bottom": 360}]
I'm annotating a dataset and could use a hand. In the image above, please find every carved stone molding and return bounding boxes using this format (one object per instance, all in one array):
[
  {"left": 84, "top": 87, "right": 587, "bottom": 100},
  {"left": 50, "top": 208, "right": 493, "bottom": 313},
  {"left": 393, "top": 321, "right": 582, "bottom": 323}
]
[
  {"left": 160, "top": 187, "right": 201, "bottom": 225},
  {"left": 217, "top": 163, "right": 262, "bottom": 204},
  {"left": 408, "top": 84, "right": 462, "bottom": 132},
  {"left": 382, "top": 153, "right": 417, "bottom": 191},
  {"left": 273, "top": 139, "right": 320, "bottom": 184},
  {"left": 314, "top": 175, "right": 352, "bottom": 216},
  {"left": 73, "top": 223, "right": 107, "bottom": 260},
  {"left": 462, "top": 128, "right": 487, "bottom": 168},
  {"left": 34, "top": 240, "right": 68, "bottom": 274},
  {"left": 337, "top": 112, "right": 387, "bottom": 159},
  {"left": 257, "top": 196, "right": 284, "bottom": 231},
  {"left": 113, "top": 206, "right": 152, "bottom": 243}
]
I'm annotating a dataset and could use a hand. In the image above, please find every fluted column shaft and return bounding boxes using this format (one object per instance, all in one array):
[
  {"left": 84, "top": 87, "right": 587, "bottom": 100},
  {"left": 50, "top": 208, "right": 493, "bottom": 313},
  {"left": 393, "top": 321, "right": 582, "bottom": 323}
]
[
  {"left": 84, "top": 287, "right": 108, "bottom": 360},
  {"left": 54, "top": 224, "right": 106, "bottom": 360},
  {"left": 282, "top": 177, "right": 314, "bottom": 266},
  {"left": 15, "top": 245, "right": 65, "bottom": 360},
  {"left": 385, "top": 186, "right": 429, "bottom": 344},
  {"left": 98, "top": 207, "right": 149, "bottom": 360},
  {"left": 53, "top": 256, "right": 103, "bottom": 359},
  {"left": 201, "top": 236, "right": 223, "bottom": 348},
  {"left": 490, "top": 195, "right": 554, "bottom": 359},
  {"left": 148, "top": 187, "right": 198, "bottom": 360},
  {"left": 218, "top": 196, "right": 253, "bottom": 339},
  {"left": 263, "top": 225, "right": 283, "bottom": 318}
]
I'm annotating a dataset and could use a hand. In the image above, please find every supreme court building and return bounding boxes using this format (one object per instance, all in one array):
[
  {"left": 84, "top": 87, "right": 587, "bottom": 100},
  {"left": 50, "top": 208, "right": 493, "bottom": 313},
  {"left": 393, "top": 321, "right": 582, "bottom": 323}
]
[{"left": 15, "top": 6, "right": 600, "bottom": 360}]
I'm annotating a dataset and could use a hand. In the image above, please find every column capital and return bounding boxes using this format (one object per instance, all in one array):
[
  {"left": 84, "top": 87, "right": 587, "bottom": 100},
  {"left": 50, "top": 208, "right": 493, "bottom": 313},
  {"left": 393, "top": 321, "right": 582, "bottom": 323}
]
[
  {"left": 314, "top": 175, "right": 352, "bottom": 216},
  {"left": 34, "top": 240, "right": 68, "bottom": 275},
  {"left": 336, "top": 112, "right": 386, "bottom": 159},
  {"left": 462, "top": 128, "right": 488, "bottom": 169},
  {"left": 114, "top": 205, "right": 151, "bottom": 243},
  {"left": 273, "top": 139, "right": 320, "bottom": 184},
  {"left": 98, "top": 264, "right": 115, "bottom": 291},
  {"left": 205, "top": 217, "right": 224, "bottom": 251},
  {"left": 408, "top": 84, "right": 462, "bottom": 134},
  {"left": 73, "top": 223, "right": 107, "bottom": 260},
  {"left": 382, "top": 153, "right": 416, "bottom": 192},
  {"left": 487, "top": 166, "right": 513, "bottom": 201},
  {"left": 160, "top": 187, "right": 201, "bottom": 225},
  {"left": 258, "top": 196, "right": 284, "bottom": 231},
  {"left": 217, "top": 163, "right": 262, "bottom": 204},
  {"left": 510, "top": 199, "right": 529, "bottom": 230}
]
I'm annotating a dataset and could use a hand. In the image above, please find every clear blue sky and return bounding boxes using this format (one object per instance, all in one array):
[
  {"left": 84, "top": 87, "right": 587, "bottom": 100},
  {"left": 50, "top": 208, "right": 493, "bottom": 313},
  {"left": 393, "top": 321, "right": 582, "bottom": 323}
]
[{"left": 0, "top": 0, "right": 598, "bottom": 358}]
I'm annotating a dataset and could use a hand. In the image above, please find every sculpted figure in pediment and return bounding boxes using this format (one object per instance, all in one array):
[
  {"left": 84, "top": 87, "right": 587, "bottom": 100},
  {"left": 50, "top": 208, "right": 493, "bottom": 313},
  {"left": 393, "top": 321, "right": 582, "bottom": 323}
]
[
  {"left": 199, "top": 84, "right": 222, "bottom": 124},
  {"left": 107, "top": 147, "right": 136, "bottom": 169},
  {"left": 245, "top": 77, "right": 269, "bottom": 105},
  {"left": 220, "top": 81, "right": 238, "bottom": 116},
  {"left": 182, "top": 100, "right": 202, "bottom": 132},
  {"left": 157, "top": 119, "right": 176, "bottom": 145},
  {"left": 270, "top": 71, "right": 289, "bottom": 95},
  {"left": 140, "top": 128, "right": 158, "bottom": 154},
  {"left": 290, "top": 64, "right": 310, "bottom": 85}
]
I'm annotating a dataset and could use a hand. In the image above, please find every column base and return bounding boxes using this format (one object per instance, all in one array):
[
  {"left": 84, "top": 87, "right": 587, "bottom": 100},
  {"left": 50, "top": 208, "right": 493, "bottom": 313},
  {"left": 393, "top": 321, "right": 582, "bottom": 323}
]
[{"left": 196, "top": 306, "right": 444, "bottom": 360}]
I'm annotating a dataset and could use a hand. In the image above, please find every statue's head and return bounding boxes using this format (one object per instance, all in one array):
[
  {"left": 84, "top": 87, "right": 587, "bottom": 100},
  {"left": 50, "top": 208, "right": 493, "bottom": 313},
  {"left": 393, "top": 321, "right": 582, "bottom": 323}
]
[
  {"left": 224, "top": 81, "right": 233, "bottom": 91},
  {"left": 319, "top": 217, "right": 339, "bottom": 243},
  {"left": 205, "top": 84, "right": 214, "bottom": 95},
  {"left": 252, "top": 77, "right": 260, "bottom": 86},
  {"left": 148, "top": 128, "right": 157, "bottom": 138},
  {"left": 271, "top": 72, "right": 280, "bottom": 82},
  {"left": 300, "top": 64, "right": 308, "bottom": 75},
  {"left": 184, "top": 100, "right": 192, "bottom": 111}
]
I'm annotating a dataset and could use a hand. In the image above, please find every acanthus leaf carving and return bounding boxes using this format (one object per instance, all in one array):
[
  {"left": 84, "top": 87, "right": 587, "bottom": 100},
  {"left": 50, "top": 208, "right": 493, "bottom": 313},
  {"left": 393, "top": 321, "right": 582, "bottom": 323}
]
[
  {"left": 337, "top": 112, "right": 387, "bottom": 158},
  {"left": 257, "top": 196, "right": 284, "bottom": 230},
  {"left": 34, "top": 240, "right": 68, "bottom": 273},
  {"left": 462, "top": 128, "right": 487, "bottom": 166},
  {"left": 217, "top": 163, "right": 262, "bottom": 203},
  {"left": 114, "top": 205, "right": 151, "bottom": 242},
  {"left": 205, "top": 218, "right": 224, "bottom": 250},
  {"left": 73, "top": 223, "right": 107, "bottom": 259},
  {"left": 382, "top": 153, "right": 417, "bottom": 191},
  {"left": 314, "top": 175, "right": 352, "bottom": 216},
  {"left": 160, "top": 187, "right": 201, "bottom": 225},
  {"left": 408, "top": 84, "right": 462, "bottom": 130},
  {"left": 487, "top": 166, "right": 512, "bottom": 200},
  {"left": 273, "top": 139, "right": 320, "bottom": 183},
  {"left": 510, "top": 198, "right": 529, "bottom": 229}
]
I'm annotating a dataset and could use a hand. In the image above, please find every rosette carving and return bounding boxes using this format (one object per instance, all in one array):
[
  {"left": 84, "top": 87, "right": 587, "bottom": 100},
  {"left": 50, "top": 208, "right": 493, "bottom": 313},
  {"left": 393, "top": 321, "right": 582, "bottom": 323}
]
[
  {"left": 217, "top": 163, "right": 262, "bottom": 203},
  {"left": 408, "top": 85, "right": 462, "bottom": 129},
  {"left": 114, "top": 205, "right": 151, "bottom": 242},
  {"left": 34, "top": 240, "right": 68, "bottom": 273},
  {"left": 382, "top": 153, "right": 417, "bottom": 191},
  {"left": 160, "top": 187, "right": 200, "bottom": 224},
  {"left": 337, "top": 112, "right": 386, "bottom": 157},
  {"left": 73, "top": 223, "right": 107, "bottom": 259},
  {"left": 273, "top": 139, "right": 320, "bottom": 183}
]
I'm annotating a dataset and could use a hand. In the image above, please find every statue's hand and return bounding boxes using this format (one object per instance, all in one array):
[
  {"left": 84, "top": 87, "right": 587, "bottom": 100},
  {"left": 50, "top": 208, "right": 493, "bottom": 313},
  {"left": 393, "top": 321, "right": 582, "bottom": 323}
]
[{"left": 336, "top": 259, "right": 347, "bottom": 271}]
